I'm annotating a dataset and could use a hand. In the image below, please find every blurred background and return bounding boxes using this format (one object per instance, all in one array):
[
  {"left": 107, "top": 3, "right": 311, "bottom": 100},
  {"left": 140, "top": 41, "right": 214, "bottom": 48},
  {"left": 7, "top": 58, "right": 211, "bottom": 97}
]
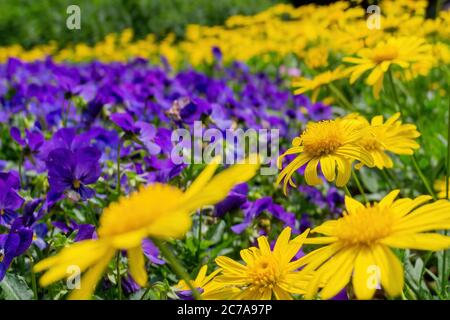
[{"left": 0, "top": 0, "right": 448, "bottom": 48}]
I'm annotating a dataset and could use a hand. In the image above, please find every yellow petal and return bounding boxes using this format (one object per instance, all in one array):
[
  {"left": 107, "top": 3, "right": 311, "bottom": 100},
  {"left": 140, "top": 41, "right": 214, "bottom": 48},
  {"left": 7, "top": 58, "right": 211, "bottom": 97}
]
[
  {"left": 215, "top": 256, "right": 247, "bottom": 274},
  {"left": 320, "top": 156, "right": 336, "bottom": 182},
  {"left": 146, "top": 210, "right": 192, "bottom": 240},
  {"left": 181, "top": 156, "right": 260, "bottom": 211},
  {"left": 380, "top": 233, "right": 450, "bottom": 251},
  {"left": 128, "top": 246, "right": 148, "bottom": 287},
  {"left": 304, "top": 158, "right": 321, "bottom": 185},
  {"left": 352, "top": 246, "right": 377, "bottom": 300},
  {"left": 371, "top": 244, "right": 403, "bottom": 298},
  {"left": 68, "top": 249, "right": 115, "bottom": 300}
]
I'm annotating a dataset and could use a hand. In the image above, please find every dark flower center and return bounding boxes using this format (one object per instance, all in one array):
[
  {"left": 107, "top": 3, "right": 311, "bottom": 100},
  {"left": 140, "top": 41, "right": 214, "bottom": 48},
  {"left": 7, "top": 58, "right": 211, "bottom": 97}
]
[{"left": 73, "top": 180, "right": 81, "bottom": 189}]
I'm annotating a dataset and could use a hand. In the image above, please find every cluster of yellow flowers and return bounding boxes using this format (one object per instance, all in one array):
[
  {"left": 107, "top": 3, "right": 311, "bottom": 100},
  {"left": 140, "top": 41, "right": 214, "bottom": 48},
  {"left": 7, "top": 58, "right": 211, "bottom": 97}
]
[
  {"left": 186, "top": 188, "right": 450, "bottom": 300},
  {"left": 277, "top": 112, "right": 419, "bottom": 193},
  {"left": 2, "top": 1, "right": 449, "bottom": 67},
  {"left": 29, "top": 0, "right": 450, "bottom": 300}
]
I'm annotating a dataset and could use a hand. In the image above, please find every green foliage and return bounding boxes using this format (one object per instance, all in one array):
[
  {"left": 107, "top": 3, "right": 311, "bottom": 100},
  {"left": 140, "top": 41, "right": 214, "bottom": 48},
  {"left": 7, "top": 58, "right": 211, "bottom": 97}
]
[
  {"left": 0, "top": 273, "right": 33, "bottom": 300},
  {"left": 0, "top": 0, "right": 284, "bottom": 48}
]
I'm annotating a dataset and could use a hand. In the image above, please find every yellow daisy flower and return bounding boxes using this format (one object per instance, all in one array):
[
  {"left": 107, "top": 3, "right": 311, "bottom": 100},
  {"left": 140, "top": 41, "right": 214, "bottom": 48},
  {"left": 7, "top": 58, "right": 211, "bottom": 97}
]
[
  {"left": 292, "top": 67, "right": 348, "bottom": 102},
  {"left": 347, "top": 112, "right": 420, "bottom": 169},
  {"left": 175, "top": 265, "right": 239, "bottom": 300},
  {"left": 434, "top": 177, "right": 450, "bottom": 199},
  {"left": 212, "top": 227, "right": 310, "bottom": 300},
  {"left": 34, "top": 159, "right": 259, "bottom": 300},
  {"left": 276, "top": 118, "right": 374, "bottom": 193},
  {"left": 343, "top": 37, "right": 432, "bottom": 98},
  {"left": 295, "top": 190, "right": 450, "bottom": 300}
]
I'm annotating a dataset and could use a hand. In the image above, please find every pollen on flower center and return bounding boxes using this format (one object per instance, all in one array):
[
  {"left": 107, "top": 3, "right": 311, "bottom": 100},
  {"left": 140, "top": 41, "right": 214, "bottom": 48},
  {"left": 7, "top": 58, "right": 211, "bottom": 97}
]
[
  {"left": 372, "top": 45, "right": 399, "bottom": 64},
  {"left": 360, "top": 137, "right": 384, "bottom": 151},
  {"left": 247, "top": 256, "right": 280, "bottom": 290},
  {"left": 0, "top": 208, "right": 4, "bottom": 215},
  {"left": 301, "top": 121, "right": 344, "bottom": 157},
  {"left": 73, "top": 180, "right": 81, "bottom": 189},
  {"left": 335, "top": 205, "right": 394, "bottom": 245}
]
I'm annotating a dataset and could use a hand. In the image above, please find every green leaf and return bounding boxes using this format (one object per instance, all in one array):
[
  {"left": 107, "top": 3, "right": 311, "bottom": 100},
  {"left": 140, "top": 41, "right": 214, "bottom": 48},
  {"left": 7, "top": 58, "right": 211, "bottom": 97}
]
[{"left": 0, "top": 273, "right": 33, "bottom": 300}]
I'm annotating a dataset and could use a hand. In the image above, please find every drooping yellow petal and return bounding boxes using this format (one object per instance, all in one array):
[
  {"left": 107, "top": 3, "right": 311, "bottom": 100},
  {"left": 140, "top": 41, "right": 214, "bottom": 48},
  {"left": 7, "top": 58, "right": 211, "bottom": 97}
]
[
  {"left": 128, "top": 246, "right": 148, "bottom": 287},
  {"left": 371, "top": 244, "right": 403, "bottom": 298},
  {"left": 352, "top": 246, "right": 377, "bottom": 300},
  {"left": 68, "top": 249, "right": 115, "bottom": 300}
]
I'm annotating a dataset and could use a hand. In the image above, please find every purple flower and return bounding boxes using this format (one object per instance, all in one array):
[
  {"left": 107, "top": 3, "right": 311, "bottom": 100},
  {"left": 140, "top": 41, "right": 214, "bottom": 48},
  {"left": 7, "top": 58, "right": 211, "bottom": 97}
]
[
  {"left": 0, "top": 233, "right": 20, "bottom": 281},
  {"left": 111, "top": 113, "right": 161, "bottom": 155},
  {"left": 231, "top": 196, "right": 298, "bottom": 234},
  {"left": 0, "top": 224, "right": 33, "bottom": 281},
  {"left": 53, "top": 219, "right": 97, "bottom": 241},
  {"left": 46, "top": 146, "right": 102, "bottom": 202},
  {"left": 39, "top": 128, "right": 90, "bottom": 161},
  {"left": 10, "top": 127, "right": 44, "bottom": 156},
  {"left": 215, "top": 183, "right": 248, "bottom": 217},
  {"left": 0, "top": 172, "right": 24, "bottom": 226},
  {"left": 121, "top": 274, "right": 141, "bottom": 295},
  {"left": 142, "top": 239, "right": 164, "bottom": 265}
]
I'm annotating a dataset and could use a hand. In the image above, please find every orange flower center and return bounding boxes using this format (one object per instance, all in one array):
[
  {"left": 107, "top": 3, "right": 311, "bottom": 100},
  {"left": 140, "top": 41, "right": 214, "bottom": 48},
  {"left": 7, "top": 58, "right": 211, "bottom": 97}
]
[
  {"left": 247, "top": 256, "right": 280, "bottom": 291},
  {"left": 335, "top": 205, "right": 394, "bottom": 245},
  {"left": 301, "top": 121, "right": 344, "bottom": 157},
  {"left": 372, "top": 45, "right": 399, "bottom": 64}
]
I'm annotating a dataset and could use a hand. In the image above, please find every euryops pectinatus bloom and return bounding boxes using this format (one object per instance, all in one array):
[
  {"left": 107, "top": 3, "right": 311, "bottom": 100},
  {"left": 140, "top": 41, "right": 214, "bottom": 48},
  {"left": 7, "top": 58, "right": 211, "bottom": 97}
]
[
  {"left": 277, "top": 118, "right": 374, "bottom": 193},
  {"left": 34, "top": 159, "right": 259, "bottom": 299},
  {"left": 295, "top": 191, "right": 450, "bottom": 300},
  {"left": 211, "top": 227, "right": 310, "bottom": 300}
]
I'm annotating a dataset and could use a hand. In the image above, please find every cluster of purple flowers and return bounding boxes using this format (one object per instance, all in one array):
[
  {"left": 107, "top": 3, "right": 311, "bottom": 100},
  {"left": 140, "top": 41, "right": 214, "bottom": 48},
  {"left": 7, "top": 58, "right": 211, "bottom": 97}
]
[{"left": 0, "top": 53, "right": 339, "bottom": 289}]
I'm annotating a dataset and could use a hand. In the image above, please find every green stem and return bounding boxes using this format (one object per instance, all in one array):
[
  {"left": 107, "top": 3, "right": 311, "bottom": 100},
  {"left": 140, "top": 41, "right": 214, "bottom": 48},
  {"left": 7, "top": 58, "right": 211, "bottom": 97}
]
[
  {"left": 352, "top": 169, "right": 368, "bottom": 203},
  {"left": 116, "top": 252, "right": 122, "bottom": 300},
  {"left": 381, "top": 169, "right": 394, "bottom": 190},
  {"left": 117, "top": 140, "right": 122, "bottom": 197},
  {"left": 343, "top": 185, "right": 352, "bottom": 197},
  {"left": 153, "top": 238, "right": 202, "bottom": 300},
  {"left": 411, "top": 155, "right": 436, "bottom": 200},
  {"left": 329, "top": 83, "right": 354, "bottom": 111},
  {"left": 196, "top": 210, "right": 202, "bottom": 261},
  {"left": 140, "top": 286, "right": 152, "bottom": 300},
  {"left": 388, "top": 68, "right": 401, "bottom": 113},
  {"left": 29, "top": 254, "right": 38, "bottom": 300}
]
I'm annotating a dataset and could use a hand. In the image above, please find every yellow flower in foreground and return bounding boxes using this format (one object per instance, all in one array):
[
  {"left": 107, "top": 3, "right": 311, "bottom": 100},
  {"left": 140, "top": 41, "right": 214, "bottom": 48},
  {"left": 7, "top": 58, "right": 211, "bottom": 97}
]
[
  {"left": 277, "top": 118, "right": 374, "bottom": 193},
  {"left": 348, "top": 112, "right": 420, "bottom": 169},
  {"left": 292, "top": 67, "right": 348, "bottom": 102},
  {"left": 434, "top": 177, "right": 450, "bottom": 199},
  {"left": 34, "top": 159, "right": 259, "bottom": 300},
  {"left": 212, "top": 227, "right": 310, "bottom": 300},
  {"left": 295, "top": 190, "right": 450, "bottom": 300},
  {"left": 343, "top": 37, "right": 432, "bottom": 98},
  {"left": 175, "top": 265, "right": 239, "bottom": 299}
]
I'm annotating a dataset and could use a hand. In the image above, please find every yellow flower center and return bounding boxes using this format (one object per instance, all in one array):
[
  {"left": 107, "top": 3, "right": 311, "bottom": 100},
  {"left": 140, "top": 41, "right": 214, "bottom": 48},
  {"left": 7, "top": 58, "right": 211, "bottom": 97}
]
[
  {"left": 0, "top": 249, "right": 4, "bottom": 262},
  {"left": 247, "top": 256, "right": 280, "bottom": 291},
  {"left": 372, "top": 45, "right": 399, "bottom": 64},
  {"left": 301, "top": 120, "right": 344, "bottom": 157},
  {"left": 98, "top": 184, "right": 184, "bottom": 238},
  {"left": 360, "top": 137, "right": 384, "bottom": 151},
  {"left": 73, "top": 180, "right": 81, "bottom": 189},
  {"left": 0, "top": 208, "right": 4, "bottom": 215},
  {"left": 335, "top": 205, "right": 394, "bottom": 245}
]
